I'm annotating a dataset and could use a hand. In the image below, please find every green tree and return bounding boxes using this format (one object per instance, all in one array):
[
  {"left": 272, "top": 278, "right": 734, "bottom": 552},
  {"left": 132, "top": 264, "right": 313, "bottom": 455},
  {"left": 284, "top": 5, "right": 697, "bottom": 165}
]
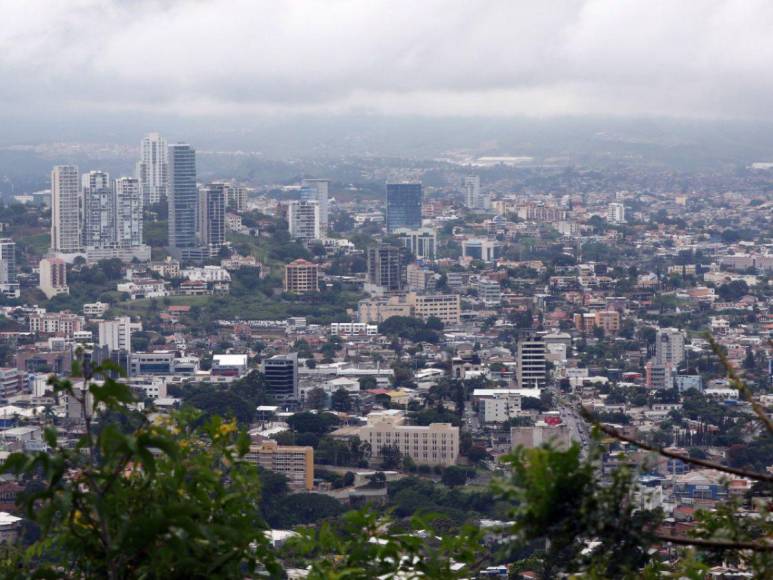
[
  {"left": 331, "top": 387, "right": 352, "bottom": 412},
  {"left": 380, "top": 444, "right": 402, "bottom": 470},
  {"left": 1, "top": 360, "right": 279, "bottom": 579},
  {"left": 306, "top": 387, "right": 328, "bottom": 410}
]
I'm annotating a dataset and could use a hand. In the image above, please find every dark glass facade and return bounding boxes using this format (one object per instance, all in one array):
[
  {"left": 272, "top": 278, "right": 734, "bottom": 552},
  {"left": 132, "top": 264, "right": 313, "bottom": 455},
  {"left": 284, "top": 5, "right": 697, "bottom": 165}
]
[{"left": 386, "top": 183, "right": 422, "bottom": 233}]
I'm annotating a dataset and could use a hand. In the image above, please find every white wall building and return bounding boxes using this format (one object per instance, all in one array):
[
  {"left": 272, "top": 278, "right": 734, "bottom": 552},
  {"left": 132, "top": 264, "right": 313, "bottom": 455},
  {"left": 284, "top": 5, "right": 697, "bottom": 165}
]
[
  {"left": 300, "top": 179, "right": 329, "bottom": 235},
  {"left": 607, "top": 202, "right": 626, "bottom": 224},
  {"left": 51, "top": 165, "right": 81, "bottom": 253},
  {"left": 288, "top": 200, "right": 321, "bottom": 242},
  {"left": 98, "top": 317, "right": 140, "bottom": 353},
  {"left": 136, "top": 132, "right": 168, "bottom": 205}
]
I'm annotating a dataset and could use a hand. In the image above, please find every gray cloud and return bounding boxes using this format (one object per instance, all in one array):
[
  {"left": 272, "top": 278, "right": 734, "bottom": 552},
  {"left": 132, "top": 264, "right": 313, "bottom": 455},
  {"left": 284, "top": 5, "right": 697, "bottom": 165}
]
[{"left": 2, "top": 0, "right": 773, "bottom": 119}]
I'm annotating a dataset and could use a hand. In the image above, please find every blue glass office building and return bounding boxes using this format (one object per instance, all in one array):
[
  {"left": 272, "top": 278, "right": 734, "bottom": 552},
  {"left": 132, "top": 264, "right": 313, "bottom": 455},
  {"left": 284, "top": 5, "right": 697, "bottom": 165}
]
[
  {"left": 386, "top": 183, "right": 422, "bottom": 233},
  {"left": 168, "top": 143, "right": 198, "bottom": 256}
]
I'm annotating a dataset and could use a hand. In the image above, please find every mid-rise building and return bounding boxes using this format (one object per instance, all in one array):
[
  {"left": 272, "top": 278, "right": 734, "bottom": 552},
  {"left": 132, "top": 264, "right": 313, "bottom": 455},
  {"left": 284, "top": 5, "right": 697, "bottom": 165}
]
[
  {"left": 462, "top": 238, "right": 502, "bottom": 262},
  {"left": 367, "top": 244, "right": 407, "bottom": 292},
  {"left": 287, "top": 200, "right": 320, "bottom": 242},
  {"left": 39, "top": 257, "right": 68, "bottom": 299},
  {"left": 517, "top": 338, "right": 547, "bottom": 389},
  {"left": 300, "top": 178, "right": 329, "bottom": 235},
  {"left": 167, "top": 144, "right": 198, "bottom": 259},
  {"left": 136, "top": 132, "right": 168, "bottom": 205},
  {"left": 386, "top": 183, "right": 422, "bottom": 233},
  {"left": 406, "top": 264, "right": 436, "bottom": 291},
  {"left": 284, "top": 259, "right": 319, "bottom": 293},
  {"left": 245, "top": 440, "right": 314, "bottom": 491},
  {"left": 478, "top": 278, "right": 501, "bottom": 306},
  {"left": 51, "top": 165, "right": 81, "bottom": 253},
  {"left": 655, "top": 328, "right": 686, "bottom": 368},
  {"left": 98, "top": 317, "right": 139, "bottom": 354},
  {"left": 411, "top": 293, "right": 461, "bottom": 325},
  {"left": 358, "top": 410, "right": 458, "bottom": 467},
  {"left": 479, "top": 392, "right": 521, "bottom": 424},
  {"left": 28, "top": 311, "right": 84, "bottom": 337},
  {"left": 394, "top": 227, "right": 437, "bottom": 261},
  {"left": 607, "top": 202, "right": 626, "bottom": 224},
  {"left": 511, "top": 420, "right": 572, "bottom": 450},
  {"left": 0, "top": 239, "right": 19, "bottom": 298},
  {"left": 223, "top": 183, "right": 248, "bottom": 212},
  {"left": 262, "top": 353, "right": 299, "bottom": 401},
  {"left": 358, "top": 292, "right": 460, "bottom": 325},
  {"left": 573, "top": 310, "right": 620, "bottom": 335}
]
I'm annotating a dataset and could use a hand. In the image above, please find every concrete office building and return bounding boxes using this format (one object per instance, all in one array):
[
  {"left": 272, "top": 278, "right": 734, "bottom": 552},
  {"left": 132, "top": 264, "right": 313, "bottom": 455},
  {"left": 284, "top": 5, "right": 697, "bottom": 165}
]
[
  {"left": 394, "top": 227, "right": 437, "bottom": 261},
  {"left": 462, "top": 238, "right": 502, "bottom": 262},
  {"left": 367, "top": 244, "right": 407, "bottom": 292},
  {"left": 300, "top": 178, "right": 329, "bottom": 234},
  {"left": 51, "top": 165, "right": 81, "bottom": 253},
  {"left": 262, "top": 353, "right": 299, "bottom": 401},
  {"left": 411, "top": 293, "right": 461, "bottom": 325},
  {"left": 245, "top": 441, "right": 314, "bottom": 491},
  {"left": 517, "top": 338, "right": 547, "bottom": 389},
  {"left": 136, "top": 132, "right": 168, "bottom": 205},
  {"left": 358, "top": 410, "right": 459, "bottom": 467},
  {"left": 167, "top": 144, "right": 199, "bottom": 259},
  {"left": 386, "top": 183, "right": 422, "bottom": 233}
]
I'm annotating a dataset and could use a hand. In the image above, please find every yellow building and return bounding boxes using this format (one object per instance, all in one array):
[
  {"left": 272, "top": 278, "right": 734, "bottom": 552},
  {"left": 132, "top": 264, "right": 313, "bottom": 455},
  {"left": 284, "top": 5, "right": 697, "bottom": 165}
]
[
  {"left": 245, "top": 440, "right": 314, "bottom": 491},
  {"left": 358, "top": 410, "right": 458, "bottom": 467}
]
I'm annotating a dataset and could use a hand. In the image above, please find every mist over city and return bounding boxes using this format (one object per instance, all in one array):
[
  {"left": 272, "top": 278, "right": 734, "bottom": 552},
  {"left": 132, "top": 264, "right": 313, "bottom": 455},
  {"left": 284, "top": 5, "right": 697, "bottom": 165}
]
[{"left": 0, "top": 1, "right": 770, "bottom": 578}]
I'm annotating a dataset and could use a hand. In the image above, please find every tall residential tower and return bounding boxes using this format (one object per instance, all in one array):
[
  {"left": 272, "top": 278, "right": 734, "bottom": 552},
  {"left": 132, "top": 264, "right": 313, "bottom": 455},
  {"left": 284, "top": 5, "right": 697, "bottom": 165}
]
[
  {"left": 136, "top": 133, "right": 168, "bottom": 205},
  {"left": 51, "top": 165, "right": 81, "bottom": 253}
]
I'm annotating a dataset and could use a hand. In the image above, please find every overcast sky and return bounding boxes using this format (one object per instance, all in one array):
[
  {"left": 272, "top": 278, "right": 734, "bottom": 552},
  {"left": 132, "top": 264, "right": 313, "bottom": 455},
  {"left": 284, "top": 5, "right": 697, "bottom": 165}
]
[{"left": 2, "top": 0, "right": 773, "bottom": 120}]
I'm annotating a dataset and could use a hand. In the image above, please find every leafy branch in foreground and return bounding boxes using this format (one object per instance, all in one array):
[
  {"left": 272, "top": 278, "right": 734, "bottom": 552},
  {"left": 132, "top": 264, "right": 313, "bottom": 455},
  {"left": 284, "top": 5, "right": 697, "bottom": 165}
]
[
  {"left": 0, "top": 360, "right": 279, "bottom": 579},
  {"left": 285, "top": 509, "right": 483, "bottom": 579}
]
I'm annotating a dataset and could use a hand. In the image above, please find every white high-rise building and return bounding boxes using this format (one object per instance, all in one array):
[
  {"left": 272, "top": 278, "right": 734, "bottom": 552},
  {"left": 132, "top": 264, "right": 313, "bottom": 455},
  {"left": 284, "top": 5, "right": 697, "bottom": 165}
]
[
  {"left": 136, "top": 133, "right": 168, "bottom": 206},
  {"left": 114, "top": 178, "right": 143, "bottom": 248},
  {"left": 463, "top": 175, "right": 481, "bottom": 209},
  {"left": 300, "top": 179, "right": 329, "bottom": 235},
  {"left": 82, "top": 171, "right": 114, "bottom": 249},
  {"left": 288, "top": 200, "right": 320, "bottom": 242},
  {"left": 51, "top": 165, "right": 81, "bottom": 253},
  {"left": 607, "top": 202, "right": 626, "bottom": 224},
  {"left": 0, "top": 239, "right": 19, "bottom": 298},
  {"left": 98, "top": 317, "right": 138, "bottom": 354}
]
